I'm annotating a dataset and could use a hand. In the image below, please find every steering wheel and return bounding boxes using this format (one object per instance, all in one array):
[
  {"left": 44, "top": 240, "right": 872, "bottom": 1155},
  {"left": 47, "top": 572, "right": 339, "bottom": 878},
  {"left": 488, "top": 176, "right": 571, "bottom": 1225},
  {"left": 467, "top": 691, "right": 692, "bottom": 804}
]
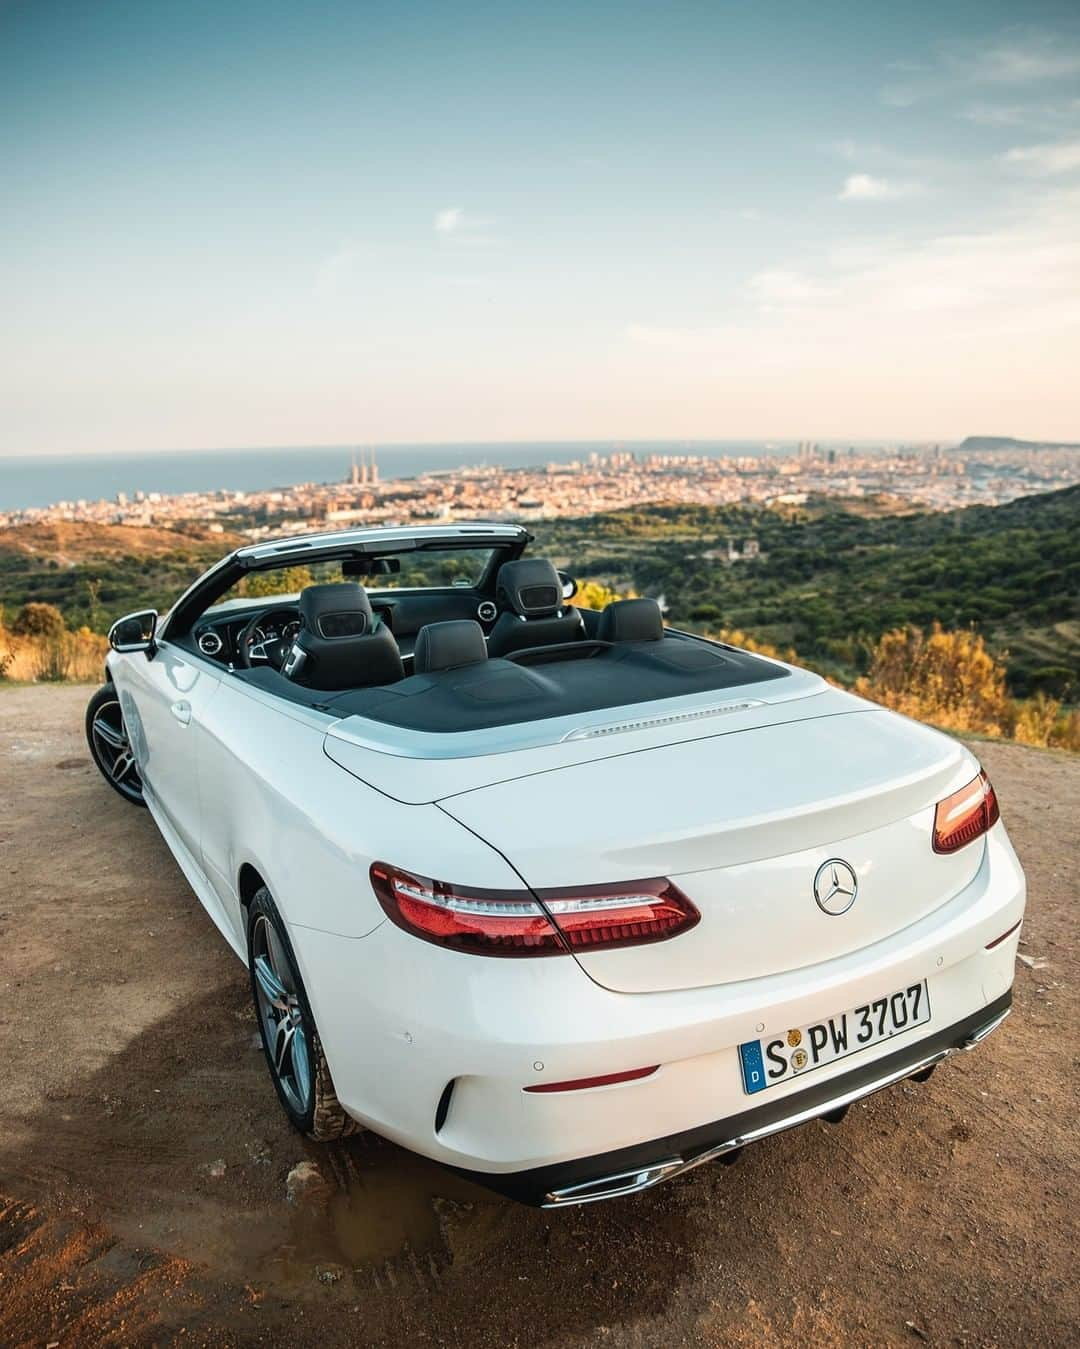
[{"left": 236, "top": 607, "right": 300, "bottom": 671}]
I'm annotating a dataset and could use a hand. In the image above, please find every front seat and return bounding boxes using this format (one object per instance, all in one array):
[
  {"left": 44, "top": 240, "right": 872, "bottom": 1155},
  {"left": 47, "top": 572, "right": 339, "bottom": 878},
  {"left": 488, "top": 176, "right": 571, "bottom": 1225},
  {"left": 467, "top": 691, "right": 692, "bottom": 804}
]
[
  {"left": 486, "top": 559, "right": 585, "bottom": 659},
  {"left": 283, "top": 582, "right": 403, "bottom": 691}
]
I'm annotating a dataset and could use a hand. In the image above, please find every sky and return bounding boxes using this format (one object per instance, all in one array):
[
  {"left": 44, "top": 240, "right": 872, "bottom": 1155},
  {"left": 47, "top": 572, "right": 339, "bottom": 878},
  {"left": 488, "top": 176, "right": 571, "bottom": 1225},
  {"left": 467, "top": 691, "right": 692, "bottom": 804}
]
[{"left": 3, "top": 0, "right": 1080, "bottom": 455}]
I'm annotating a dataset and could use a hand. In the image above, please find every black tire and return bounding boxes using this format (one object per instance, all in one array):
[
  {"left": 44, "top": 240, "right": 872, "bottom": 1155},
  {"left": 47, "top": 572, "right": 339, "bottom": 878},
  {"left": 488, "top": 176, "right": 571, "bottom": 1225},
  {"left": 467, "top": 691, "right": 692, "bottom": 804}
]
[
  {"left": 247, "top": 886, "right": 359, "bottom": 1142},
  {"left": 85, "top": 683, "right": 146, "bottom": 807}
]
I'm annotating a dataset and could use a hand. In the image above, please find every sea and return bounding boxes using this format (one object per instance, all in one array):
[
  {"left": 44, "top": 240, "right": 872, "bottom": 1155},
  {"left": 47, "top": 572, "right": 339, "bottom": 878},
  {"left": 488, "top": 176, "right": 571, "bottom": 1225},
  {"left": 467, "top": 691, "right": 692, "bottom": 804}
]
[{"left": 0, "top": 440, "right": 808, "bottom": 513}]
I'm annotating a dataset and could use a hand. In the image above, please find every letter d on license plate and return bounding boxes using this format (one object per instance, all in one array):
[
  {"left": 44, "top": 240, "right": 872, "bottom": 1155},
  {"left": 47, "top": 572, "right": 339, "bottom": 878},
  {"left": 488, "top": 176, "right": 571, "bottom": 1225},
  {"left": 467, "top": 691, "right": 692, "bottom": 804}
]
[{"left": 738, "top": 979, "right": 931, "bottom": 1095}]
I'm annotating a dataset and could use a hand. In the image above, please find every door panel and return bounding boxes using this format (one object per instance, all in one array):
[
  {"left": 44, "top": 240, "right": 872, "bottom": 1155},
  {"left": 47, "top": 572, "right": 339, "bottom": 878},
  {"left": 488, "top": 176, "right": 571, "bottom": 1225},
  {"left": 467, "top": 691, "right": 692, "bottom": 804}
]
[{"left": 113, "top": 642, "right": 220, "bottom": 859}]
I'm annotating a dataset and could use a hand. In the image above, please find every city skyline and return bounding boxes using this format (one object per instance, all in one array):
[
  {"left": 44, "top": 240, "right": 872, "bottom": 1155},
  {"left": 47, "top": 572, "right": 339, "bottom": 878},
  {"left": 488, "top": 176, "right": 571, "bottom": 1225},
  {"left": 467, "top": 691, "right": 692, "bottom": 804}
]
[
  {"left": 5, "top": 439, "right": 1077, "bottom": 533},
  {"left": 5, "top": 1, "right": 1080, "bottom": 455}
]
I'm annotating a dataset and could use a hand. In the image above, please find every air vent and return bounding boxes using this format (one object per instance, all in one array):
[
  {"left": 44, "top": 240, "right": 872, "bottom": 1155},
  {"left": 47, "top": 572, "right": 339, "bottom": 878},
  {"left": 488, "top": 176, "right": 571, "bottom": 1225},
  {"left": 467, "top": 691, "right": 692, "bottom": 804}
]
[
  {"left": 562, "top": 699, "right": 764, "bottom": 742},
  {"left": 197, "top": 630, "right": 223, "bottom": 657},
  {"left": 477, "top": 600, "right": 497, "bottom": 623}
]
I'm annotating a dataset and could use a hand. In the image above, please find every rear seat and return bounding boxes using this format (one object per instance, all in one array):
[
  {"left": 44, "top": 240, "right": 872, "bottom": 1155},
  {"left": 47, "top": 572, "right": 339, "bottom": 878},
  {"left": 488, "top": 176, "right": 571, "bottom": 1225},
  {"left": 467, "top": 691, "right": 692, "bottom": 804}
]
[{"left": 412, "top": 619, "right": 488, "bottom": 675}]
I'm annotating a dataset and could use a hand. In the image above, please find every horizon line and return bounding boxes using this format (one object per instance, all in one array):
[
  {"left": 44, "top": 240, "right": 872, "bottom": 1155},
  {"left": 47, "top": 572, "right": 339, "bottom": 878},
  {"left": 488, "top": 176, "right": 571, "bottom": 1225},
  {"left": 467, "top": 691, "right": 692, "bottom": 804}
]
[{"left": 0, "top": 432, "right": 1037, "bottom": 462}]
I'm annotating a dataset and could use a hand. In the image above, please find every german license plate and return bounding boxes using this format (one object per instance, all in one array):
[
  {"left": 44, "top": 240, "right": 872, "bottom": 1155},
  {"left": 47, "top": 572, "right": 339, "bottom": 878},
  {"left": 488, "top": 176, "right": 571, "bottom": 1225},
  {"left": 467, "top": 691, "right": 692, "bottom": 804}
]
[{"left": 738, "top": 980, "right": 931, "bottom": 1095}]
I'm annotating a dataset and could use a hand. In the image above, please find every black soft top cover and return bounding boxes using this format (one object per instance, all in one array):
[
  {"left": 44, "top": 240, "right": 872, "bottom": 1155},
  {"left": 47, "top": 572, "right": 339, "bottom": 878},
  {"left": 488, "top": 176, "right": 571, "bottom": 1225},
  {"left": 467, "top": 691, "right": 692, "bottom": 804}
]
[{"left": 310, "top": 632, "right": 788, "bottom": 732}]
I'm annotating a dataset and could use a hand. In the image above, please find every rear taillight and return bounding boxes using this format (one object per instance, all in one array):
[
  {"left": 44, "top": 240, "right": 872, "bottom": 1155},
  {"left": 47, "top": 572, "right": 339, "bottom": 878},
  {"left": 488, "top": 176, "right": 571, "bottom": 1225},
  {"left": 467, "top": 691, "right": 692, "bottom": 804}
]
[
  {"left": 370, "top": 863, "right": 564, "bottom": 956},
  {"left": 932, "top": 770, "right": 1000, "bottom": 854},
  {"left": 538, "top": 878, "right": 700, "bottom": 949},
  {"left": 370, "top": 863, "right": 699, "bottom": 957}
]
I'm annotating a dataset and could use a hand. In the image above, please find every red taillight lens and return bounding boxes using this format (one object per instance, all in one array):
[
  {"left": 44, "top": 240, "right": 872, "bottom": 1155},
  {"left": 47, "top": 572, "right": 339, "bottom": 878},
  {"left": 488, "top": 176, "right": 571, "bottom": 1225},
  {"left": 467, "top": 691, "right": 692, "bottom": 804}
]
[
  {"left": 536, "top": 877, "right": 700, "bottom": 950},
  {"left": 932, "top": 770, "right": 1000, "bottom": 854},
  {"left": 370, "top": 863, "right": 565, "bottom": 956},
  {"left": 370, "top": 864, "right": 699, "bottom": 957}
]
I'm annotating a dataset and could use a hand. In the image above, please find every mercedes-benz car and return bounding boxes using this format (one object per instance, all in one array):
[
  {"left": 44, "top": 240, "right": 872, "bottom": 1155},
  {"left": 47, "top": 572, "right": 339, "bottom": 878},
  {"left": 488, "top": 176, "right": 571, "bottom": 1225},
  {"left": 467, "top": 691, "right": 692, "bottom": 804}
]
[{"left": 86, "top": 522, "right": 1025, "bottom": 1206}]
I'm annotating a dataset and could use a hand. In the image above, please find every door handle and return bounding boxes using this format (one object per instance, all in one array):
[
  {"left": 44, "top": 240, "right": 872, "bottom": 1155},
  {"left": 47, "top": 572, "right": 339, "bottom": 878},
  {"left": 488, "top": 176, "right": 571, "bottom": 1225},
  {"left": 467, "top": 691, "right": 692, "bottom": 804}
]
[{"left": 171, "top": 700, "right": 192, "bottom": 726}]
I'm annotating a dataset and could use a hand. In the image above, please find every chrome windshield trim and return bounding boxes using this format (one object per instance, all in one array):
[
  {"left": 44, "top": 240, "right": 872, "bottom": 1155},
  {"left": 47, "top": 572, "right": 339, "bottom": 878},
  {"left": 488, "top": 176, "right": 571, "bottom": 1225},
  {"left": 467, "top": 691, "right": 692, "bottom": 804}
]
[{"left": 237, "top": 521, "right": 527, "bottom": 561}]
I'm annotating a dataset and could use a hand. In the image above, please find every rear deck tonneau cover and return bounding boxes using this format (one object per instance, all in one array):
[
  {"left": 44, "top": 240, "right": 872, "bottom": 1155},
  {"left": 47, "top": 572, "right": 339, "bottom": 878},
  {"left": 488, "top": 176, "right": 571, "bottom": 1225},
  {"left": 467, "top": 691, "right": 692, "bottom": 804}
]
[{"left": 323, "top": 668, "right": 885, "bottom": 804}]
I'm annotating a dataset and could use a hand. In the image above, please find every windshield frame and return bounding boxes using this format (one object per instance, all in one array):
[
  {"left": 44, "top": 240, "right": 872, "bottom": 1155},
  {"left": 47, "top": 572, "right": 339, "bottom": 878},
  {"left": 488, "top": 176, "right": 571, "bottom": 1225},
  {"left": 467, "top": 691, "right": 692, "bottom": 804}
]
[{"left": 159, "top": 523, "right": 531, "bottom": 640}]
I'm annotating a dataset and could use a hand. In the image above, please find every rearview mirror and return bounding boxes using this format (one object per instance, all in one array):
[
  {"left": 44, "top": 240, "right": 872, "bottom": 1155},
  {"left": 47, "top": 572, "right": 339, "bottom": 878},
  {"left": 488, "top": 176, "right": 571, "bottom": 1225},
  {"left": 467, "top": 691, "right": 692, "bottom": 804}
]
[
  {"left": 109, "top": 609, "right": 158, "bottom": 655},
  {"left": 557, "top": 570, "right": 578, "bottom": 602},
  {"left": 343, "top": 557, "right": 401, "bottom": 578}
]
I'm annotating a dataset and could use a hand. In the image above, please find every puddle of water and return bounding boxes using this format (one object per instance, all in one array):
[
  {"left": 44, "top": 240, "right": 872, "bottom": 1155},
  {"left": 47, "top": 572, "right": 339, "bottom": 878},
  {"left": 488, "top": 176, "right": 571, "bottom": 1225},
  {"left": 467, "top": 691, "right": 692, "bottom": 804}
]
[
  {"left": 102, "top": 1138, "right": 511, "bottom": 1298},
  {"left": 327, "top": 1148, "right": 501, "bottom": 1266}
]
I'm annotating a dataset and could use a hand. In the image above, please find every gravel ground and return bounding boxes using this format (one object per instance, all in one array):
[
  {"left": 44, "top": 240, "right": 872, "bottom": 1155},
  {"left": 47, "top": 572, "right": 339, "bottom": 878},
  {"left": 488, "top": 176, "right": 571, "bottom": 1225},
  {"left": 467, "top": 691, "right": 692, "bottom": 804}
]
[{"left": 0, "top": 684, "right": 1076, "bottom": 1348}]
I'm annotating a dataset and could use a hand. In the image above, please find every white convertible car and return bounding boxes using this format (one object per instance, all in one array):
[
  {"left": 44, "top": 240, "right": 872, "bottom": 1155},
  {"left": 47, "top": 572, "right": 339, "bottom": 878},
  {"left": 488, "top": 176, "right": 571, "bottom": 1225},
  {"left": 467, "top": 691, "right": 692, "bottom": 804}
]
[{"left": 87, "top": 523, "right": 1025, "bottom": 1206}]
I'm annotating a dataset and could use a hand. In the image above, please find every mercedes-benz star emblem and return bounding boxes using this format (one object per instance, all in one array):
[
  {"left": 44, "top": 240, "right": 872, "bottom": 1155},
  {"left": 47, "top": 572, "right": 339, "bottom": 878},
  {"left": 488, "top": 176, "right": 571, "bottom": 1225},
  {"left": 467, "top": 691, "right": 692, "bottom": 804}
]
[{"left": 813, "top": 858, "right": 858, "bottom": 915}]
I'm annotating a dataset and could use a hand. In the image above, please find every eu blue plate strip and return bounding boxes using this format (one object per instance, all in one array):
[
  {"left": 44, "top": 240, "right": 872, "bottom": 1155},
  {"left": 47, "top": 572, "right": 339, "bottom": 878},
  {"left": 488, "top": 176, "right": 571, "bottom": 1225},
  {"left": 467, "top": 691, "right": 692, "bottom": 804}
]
[{"left": 738, "top": 1040, "right": 767, "bottom": 1094}]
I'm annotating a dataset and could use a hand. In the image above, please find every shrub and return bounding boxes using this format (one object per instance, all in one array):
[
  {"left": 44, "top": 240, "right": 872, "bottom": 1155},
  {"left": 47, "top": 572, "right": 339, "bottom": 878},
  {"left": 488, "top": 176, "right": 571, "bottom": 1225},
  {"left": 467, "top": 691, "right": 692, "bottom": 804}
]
[
  {"left": 705, "top": 627, "right": 798, "bottom": 664},
  {"left": 854, "top": 623, "right": 1014, "bottom": 737},
  {"left": 573, "top": 579, "right": 634, "bottom": 610},
  {"left": 1013, "top": 692, "right": 1062, "bottom": 747},
  {"left": 11, "top": 602, "right": 66, "bottom": 638},
  {"left": 0, "top": 619, "right": 108, "bottom": 683}
]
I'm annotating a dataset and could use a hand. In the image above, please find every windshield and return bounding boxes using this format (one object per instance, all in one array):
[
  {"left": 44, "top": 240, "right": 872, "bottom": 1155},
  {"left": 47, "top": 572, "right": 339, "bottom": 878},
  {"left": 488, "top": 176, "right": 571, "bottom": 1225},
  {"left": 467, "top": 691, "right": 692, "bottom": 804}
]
[{"left": 208, "top": 545, "right": 499, "bottom": 608}]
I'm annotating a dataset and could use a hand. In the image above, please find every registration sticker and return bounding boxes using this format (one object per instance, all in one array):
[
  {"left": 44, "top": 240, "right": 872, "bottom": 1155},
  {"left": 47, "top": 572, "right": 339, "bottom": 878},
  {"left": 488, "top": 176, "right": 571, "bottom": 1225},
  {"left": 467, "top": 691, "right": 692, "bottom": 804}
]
[{"left": 738, "top": 980, "right": 931, "bottom": 1095}]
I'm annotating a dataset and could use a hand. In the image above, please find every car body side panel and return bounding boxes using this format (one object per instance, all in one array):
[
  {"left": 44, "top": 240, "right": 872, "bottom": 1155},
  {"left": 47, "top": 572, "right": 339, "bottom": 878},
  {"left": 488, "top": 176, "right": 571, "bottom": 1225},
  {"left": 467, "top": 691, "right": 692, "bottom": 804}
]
[
  {"left": 108, "top": 642, "right": 220, "bottom": 858},
  {"left": 193, "top": 675, "right": 527, "bottom": 945}
]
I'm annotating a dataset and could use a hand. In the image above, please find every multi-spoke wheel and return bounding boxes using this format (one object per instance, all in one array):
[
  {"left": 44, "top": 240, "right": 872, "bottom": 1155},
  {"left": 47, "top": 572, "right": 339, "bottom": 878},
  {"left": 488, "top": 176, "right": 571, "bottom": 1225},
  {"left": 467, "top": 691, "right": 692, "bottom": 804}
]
[
  {"left": 85, "top": 683, "right": 146, "bottom": 806},
  {"left": 246, "top": 886, "right": 358, "bottom": 1140}
]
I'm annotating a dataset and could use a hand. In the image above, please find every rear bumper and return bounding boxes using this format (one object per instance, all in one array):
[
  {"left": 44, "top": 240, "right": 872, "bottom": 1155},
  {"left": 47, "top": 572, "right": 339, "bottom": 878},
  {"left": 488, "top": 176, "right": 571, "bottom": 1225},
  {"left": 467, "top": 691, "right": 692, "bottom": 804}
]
[
  {"left": 462, "top": 990, "right": 1012, "bottom": 1206},
  {"left": 290, "top": 823, "right": 1024, "bottom": 1193}
]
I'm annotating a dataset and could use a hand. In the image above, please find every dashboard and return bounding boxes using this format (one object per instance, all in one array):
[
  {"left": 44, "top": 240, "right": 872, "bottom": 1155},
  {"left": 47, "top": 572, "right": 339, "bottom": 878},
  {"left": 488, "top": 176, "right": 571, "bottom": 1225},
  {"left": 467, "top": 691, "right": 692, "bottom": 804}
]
[
  {"left": 192, "top": 607, "right": 302, "bottom": 664},
  {"left": 190, "top": 590, "right": 500, "bottom": 668}
]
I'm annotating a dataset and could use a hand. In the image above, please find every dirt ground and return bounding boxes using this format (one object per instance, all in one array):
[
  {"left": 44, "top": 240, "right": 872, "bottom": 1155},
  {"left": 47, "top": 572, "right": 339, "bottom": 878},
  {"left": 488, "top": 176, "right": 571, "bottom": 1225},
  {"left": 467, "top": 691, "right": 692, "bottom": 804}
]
[{"left": 0, "top": 684, "right": 1076, "bottom": 1348}]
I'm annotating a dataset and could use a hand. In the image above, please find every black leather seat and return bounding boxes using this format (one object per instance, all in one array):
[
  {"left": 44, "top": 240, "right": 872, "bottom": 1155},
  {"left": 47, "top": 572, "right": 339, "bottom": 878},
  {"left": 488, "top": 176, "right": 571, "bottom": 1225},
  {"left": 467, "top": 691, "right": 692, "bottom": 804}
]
[
  {"left": 597, "top": 597, "right": 664, "bottom": 643},
  {"left": 486, "top": 559, "right": 585, "bottom": 659},
  {"left": 413, "top": 619, "right": 488, "bottom": 674},
  {"left": 284, "top": 583, "right": 403, "bottom": 691}
]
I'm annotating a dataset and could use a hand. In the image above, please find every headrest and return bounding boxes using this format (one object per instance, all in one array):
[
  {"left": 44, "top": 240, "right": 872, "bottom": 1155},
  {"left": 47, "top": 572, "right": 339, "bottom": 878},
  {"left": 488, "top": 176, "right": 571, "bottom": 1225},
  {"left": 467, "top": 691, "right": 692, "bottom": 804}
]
[
  {"left": 299, "top": 582, "right": 373, "bottom": 639},
  {"left": 288, "top": 583, "right": 402, "bottom": 691},
  {"left": 597, "top": 598, "right": 664, "bottom": 643},
  {"left": 496, "top": 559, "right": 562, "bottom": 618},
  {"left": 413, "top": 620, "right": 488, "bottom": 675}
]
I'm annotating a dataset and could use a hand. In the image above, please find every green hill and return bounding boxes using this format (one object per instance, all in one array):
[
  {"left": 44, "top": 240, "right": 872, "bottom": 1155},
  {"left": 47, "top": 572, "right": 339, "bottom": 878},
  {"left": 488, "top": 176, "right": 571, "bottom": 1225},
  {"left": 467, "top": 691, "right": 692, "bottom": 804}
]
[
  {"left": 534, "top": 485, "right": 1080, "bottom": 698},
  {"left": 1, "top": 488, "right": 1076, "bottom": 700}
]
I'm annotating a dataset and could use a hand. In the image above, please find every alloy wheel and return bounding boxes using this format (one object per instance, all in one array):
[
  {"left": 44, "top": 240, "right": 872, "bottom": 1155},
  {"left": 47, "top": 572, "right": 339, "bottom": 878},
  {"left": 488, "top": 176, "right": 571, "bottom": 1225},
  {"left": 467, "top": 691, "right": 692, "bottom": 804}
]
[
  {"left": 251, "top": 914, "right": 312, "bottom": 1115},
  {"left": 90, "top": 698, "right": 144, "bottom": 803}
]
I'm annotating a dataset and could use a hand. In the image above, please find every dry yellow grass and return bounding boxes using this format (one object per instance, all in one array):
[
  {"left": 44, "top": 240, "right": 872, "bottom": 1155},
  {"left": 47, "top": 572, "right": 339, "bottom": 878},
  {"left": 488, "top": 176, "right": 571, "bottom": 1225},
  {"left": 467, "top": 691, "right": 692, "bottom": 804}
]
[{"left": 0, "top": 624, "right": 108, "bottom": 683}]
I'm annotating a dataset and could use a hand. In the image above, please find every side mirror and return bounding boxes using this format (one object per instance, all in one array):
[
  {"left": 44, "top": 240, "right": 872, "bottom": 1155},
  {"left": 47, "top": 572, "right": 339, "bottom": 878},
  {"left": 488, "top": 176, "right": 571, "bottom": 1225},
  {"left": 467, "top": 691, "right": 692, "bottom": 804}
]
[
  {"left": 109, "top": 609, "right": 158, "bottom": 655},
  {"left": 557, "top": 570, "right": 578, "bottom": 602}
]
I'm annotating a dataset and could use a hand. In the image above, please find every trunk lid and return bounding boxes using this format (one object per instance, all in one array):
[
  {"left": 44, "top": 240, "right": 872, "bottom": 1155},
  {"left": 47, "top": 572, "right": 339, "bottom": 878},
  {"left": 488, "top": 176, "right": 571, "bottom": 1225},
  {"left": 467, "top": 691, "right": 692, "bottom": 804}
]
[{"left": 438, "top": 709, "right": 984, "bottom": 993}]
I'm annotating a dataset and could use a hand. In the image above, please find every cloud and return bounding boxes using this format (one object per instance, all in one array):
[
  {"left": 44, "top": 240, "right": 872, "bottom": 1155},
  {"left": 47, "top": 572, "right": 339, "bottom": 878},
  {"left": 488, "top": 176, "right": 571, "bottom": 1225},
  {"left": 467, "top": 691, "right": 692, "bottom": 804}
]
[
  {"left": 1001, "top": 140, "right": 1080, "bottom": 175},
  {"left": 960, "top": 33, "right": 1080, "bottom": 85},
  {"left": 883, "top": 29, "right": 1080, "bottom": 106},
  {"left": 963, "top": 96, "right": 1080, "bottom": 130},
  {"left": 839, "top": 174, "right": 921, "bottom": 201},
  {"left": 748, "top": 269, "right": 833, "bottom": 305},
  {"left": 962, "top": 103, "right": 1031, "bottom": 127},
  {"left": 627, "top": 188, "right": 1080, "bottom": 356},
  {"left": 433, "top": 206, "right": 499, "bottom": 246},
  {"left": 435, "top": 207, "right": 465, "bottom": 234}
]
